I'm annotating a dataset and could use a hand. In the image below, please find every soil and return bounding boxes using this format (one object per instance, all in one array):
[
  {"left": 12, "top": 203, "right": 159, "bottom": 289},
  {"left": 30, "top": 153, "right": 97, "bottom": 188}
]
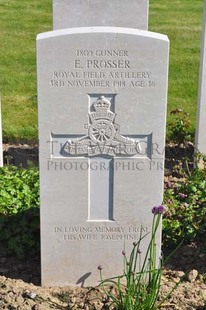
[
  {"left": 1, "top": 142, "right": 206, "bottom": 309},
  {"left": 1, "top": 248, "right": 206, "bottom": 310}
]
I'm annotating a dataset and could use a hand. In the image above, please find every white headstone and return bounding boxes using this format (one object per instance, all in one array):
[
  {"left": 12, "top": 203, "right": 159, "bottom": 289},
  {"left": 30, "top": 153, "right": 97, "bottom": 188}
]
[
  {"left": 195, "top": 0, "right": 206, "bottom": 154},
  {"left": 0, "top": 98, "right": 3, "bottom": 167},
  {"left": 53, "top": 0, "right": 149, "bottom": 30},
  {"left": 37, "top": 27, "right": 169, "bottom": 286}
]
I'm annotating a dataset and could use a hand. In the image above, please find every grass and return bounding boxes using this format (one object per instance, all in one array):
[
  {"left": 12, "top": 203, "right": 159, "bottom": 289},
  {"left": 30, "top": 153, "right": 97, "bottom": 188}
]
[
  {"left": 0, "top": 0, "right": 203, "bottom": 140},
  {"left": 0, "top": 0, "right": 52, "bottom": 141},
  {"left": 149, "top": 0, "right": 203, "bottom": 134}
]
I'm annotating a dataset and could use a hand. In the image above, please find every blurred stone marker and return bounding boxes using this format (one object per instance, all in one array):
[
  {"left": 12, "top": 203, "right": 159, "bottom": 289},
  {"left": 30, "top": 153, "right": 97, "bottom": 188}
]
[
  {"left": 195, "top": 0, "right": 206, "bottom": 154},
  {"left": 37, "top": 26, "right": 169, "bottom": 286},
  {"left": 0, "top": 98, "right": 3, "bottom": 167},
  {"left": 53, "top": 0, "right": 149, "bottom": 30}
]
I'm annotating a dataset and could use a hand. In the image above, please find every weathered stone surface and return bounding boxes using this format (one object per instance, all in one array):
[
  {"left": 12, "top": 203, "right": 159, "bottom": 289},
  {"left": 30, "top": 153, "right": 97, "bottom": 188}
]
[
  {"left": 53, "top": 0, "right": 149, "bottom": 30},
  {"left": 195, "top": 0, "right": 206, "bottom": 154},
  {"left": 37, "top": 27, "right": 169, "bottom": 286}
]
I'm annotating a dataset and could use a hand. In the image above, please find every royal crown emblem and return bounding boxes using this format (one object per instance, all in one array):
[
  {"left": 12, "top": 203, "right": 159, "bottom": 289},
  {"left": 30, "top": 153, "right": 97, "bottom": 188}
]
[{"left": 63, "top": 96, "right": 139, "bottom": 156}]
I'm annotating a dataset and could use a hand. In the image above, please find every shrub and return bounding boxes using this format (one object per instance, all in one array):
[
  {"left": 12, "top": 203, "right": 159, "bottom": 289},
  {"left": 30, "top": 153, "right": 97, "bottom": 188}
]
[
  {"left": 0, "top": 166, "right": 40, "bottom": 257},
  {"left": 163, "top": 154, "right": 206, "bottom": 248},
  {"left": 167, "top": 109, "right": 194, "bottom": 144}
]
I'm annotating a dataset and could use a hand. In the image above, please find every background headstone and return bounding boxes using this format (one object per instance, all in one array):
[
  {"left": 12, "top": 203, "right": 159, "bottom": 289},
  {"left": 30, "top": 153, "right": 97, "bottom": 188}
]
[
  {"left": 195, "top": 0, "right": 206, "bottom": 154},
  {"left": 37, "top": 27, "right": 169, "bottom": 286},
  {"left": 53, "top": 0, "right": 149, "bottom": 30},
  {"left": 0, "top": 98, "right": 3, "bottom": 167}
]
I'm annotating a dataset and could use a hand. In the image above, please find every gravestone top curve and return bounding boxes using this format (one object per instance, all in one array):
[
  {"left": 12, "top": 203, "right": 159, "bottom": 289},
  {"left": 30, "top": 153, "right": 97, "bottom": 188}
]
[{"left": 37, "top": 26, "right": 168, "bottom": 41}]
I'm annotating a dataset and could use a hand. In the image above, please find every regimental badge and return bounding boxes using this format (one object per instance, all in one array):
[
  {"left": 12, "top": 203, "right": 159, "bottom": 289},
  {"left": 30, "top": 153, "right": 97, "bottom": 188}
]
[{"left": 63, "top": 96, "right": 140, "bottom": 156}]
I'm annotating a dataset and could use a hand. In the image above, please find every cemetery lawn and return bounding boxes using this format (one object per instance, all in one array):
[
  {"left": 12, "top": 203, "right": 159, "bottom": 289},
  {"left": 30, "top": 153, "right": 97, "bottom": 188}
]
[
  {"left": 0, "top": 0, "right": 204, "bottom": 141},
  {"left": 150, "top": 0, "right": 203, "bottom": 135},
  {"left": 0, "top": 0, "right": 52, "bottom": 141}
]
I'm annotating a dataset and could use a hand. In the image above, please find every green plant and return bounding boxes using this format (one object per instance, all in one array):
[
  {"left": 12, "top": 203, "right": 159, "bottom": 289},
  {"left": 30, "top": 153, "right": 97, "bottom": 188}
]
[
  {"left": 0, "top": 207, "right": 40, "bottom": 257},
  {"left": 167, "top": 109, "right": 194, "bottom": 144},
  {"left": 98, "top": 206, "right": 171, "bottom": 310},
  {"left": 0, "top": 165, "right": 39, "bottom": 214},
  {"left": 163, "top": 154, "right": 206, "bottom": 248},
  {"left": 0, "top": 165, "right": 40, "bottom": 257}
]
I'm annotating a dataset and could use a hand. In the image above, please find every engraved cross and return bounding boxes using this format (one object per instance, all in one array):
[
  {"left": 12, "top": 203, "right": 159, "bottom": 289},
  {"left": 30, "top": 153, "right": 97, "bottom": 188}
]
[{"left": 51, "top": 95, "right": 152, "bottom": 221}]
